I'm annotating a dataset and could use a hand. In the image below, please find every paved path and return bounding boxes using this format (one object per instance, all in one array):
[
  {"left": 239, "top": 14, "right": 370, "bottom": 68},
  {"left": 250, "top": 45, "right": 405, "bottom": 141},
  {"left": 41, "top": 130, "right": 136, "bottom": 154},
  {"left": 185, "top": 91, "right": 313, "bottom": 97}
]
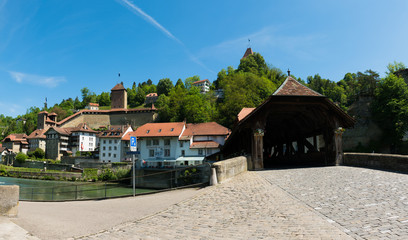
[
  {"left": 258, "top": 166, "right": 408, "bottom": 239},
  {"left": 79, "top": 171, "right": 352, "bottom": 240},
  {"left": 12, "top": 188, "right": 202, "bottom": 240},
  {"left": 5, "top": 166, "right": 408, "bottom": 239}
]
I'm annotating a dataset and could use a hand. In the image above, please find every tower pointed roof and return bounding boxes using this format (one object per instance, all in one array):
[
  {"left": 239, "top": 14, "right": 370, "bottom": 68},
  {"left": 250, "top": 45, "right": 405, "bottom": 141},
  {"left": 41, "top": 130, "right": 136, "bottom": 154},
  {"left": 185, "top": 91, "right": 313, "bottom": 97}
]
[
  {"left": 111, "top": 83, "right": 126, "bottom": 91},
  {"left": 242, "top": 47, "right": 253, "bottom": 59},
  {"left": 273, "top": 76, "right": 322, "bottom": 97}
]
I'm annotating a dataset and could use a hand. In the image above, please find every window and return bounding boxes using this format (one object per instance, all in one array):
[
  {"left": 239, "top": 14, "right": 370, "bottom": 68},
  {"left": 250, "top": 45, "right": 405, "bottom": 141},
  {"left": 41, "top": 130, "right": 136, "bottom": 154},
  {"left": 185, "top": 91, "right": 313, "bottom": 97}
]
[
  {"left": 198, "top": 149, "right": 203, "bottom": 155},
  {"left": 109, "top": 140, "right": 112, "bottom": 144},
  {"left": 146, "top": 140, "right": 151, "bottom": 146},
  {"left": 103, "top": 140, "right": 106, "bottom": 144},
  {"left": 114, "top": 140, "right": 117, "bottom": 143},
  {"left": 164, "top": 139, "right": 170, "bottom": 146},
  {"left": 170, "top": 128, "right": 174, "bottom": 132},
  {"left": 109, "top": 146, "right": 112, "bottom": 150},
  {"left": 153, "top": 139, "right": 159, "bottom": 145},
  {"left": 179, "top": 141, "right": 184, "bottom": 147},
  {"left": 103, "top": 146, "right": 106, "bottom": 150},
  {"left": 207, "top": 149, "right": 212, "bottom": 155},
  {"left": 82, "top": 137, "right": 84, "bottom": 140},
  {"left": 181, "top": 150, "right": 185, "bottom": 156},
  {"left": 158, "top": 129, "right": 161, "bottom": 132},
  {"left": 164, "top": 149, "right": 170, "bottom": 157},
  {"left": 103, "top": 153, "right": 105, "bottom": 157},
  {"left": 114, "top": 146, "right": 117, "bottom": 150},
  {"left": 113, "top": 154, "right": 116, "bottom": 158},
  {"left": 108, "top": 153, "right": 111, "bottom": 157},
  {"left": 149, "top": 149, "right": 154, "bottom": 157},
  {"left": 90, "top": 143, "right": 93, "bottom": 147}
]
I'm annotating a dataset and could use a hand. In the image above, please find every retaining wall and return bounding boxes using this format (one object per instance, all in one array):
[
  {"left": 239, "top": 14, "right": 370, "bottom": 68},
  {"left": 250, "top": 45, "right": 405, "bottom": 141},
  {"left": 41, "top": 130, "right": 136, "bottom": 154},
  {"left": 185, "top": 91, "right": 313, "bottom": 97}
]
[
  {"left": 0, "top": 185, "right": 19, "bottom": 217},
  {"left": 344, "top": 152, "right": 408, "bottom": 173},
  {"left": 212, "top": 156, "right": 248, "bottom": 183}
]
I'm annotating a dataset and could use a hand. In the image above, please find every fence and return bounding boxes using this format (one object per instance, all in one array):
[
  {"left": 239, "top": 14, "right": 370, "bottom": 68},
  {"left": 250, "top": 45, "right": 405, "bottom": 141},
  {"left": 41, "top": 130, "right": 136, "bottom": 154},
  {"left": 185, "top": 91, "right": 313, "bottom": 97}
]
[{"left": 19, "top": 163, "right": 211, "bottom": 202}]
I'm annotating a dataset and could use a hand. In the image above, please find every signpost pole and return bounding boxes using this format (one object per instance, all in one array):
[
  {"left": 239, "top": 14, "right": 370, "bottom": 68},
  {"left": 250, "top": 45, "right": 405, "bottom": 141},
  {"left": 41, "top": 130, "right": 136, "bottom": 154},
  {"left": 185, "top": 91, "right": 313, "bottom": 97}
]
[{"left": 133, "top": 154, "right": 135, "bottom": 197}]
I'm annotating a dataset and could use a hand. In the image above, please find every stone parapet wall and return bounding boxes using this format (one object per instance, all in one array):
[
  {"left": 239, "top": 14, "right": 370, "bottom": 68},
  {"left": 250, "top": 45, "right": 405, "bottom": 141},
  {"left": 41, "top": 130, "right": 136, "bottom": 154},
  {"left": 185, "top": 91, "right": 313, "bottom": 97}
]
[
  {"left": 212, "top": 156, "right": 248, "bottom": 183},
  {"left": 0, "top": 185, "right": 19, "bottom": 217},
  {"left": 344, "top": 152, "right": 408, "bottom": 173}
]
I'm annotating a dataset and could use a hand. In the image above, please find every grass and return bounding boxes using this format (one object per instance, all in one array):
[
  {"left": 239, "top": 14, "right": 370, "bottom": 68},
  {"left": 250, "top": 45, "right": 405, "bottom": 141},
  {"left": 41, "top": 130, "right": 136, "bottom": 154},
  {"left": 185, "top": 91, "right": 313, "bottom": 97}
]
[{"left": 0, "top": 164, "right": 65, "bottom": 173}]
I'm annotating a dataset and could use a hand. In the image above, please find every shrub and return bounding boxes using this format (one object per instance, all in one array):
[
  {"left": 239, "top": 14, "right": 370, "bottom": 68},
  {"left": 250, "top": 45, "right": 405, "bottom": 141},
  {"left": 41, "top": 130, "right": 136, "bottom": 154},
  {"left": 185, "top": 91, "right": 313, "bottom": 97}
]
[
  {"left": 33, "top": 148, "right": 45, "bottom": 159},
  {"left": 16, "top": 153, "right": 28, "bottom": 164},
  {"left": 98, "top": 168, "right": 117, "bottom": 181}
]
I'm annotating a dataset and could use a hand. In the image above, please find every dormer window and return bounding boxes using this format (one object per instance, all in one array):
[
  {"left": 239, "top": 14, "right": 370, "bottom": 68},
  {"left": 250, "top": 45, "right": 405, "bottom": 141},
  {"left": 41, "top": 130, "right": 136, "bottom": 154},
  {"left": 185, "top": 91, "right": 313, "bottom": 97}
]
[
  {"left": 171, "top": 128, "right": 174, "bottom": 132},
  {"left": 158, "top": 129, "right": 161, "bottom": 133},
  {"left": 146, "top": 130, "right": 150, "bottom": 134}
]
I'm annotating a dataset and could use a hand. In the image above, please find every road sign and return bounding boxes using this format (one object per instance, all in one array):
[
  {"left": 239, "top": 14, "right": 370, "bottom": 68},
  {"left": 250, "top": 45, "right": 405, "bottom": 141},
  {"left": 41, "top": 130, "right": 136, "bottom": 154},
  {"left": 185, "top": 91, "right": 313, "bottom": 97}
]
[{"left": 130, "top": 136, "right": 137, "bottom": 152}]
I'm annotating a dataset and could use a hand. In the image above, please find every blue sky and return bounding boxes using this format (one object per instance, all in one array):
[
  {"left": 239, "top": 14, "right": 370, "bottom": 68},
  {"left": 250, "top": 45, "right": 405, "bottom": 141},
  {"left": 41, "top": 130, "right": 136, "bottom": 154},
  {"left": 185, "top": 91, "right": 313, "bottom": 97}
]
[{"left": 1, "top": 0, "right": 408, "bottom": 117}]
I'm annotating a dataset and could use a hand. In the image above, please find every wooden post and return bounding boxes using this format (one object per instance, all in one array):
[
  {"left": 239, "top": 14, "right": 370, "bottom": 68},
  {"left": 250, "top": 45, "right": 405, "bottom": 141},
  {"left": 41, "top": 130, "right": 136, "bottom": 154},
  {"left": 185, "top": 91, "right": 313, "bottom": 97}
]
[{"left": 252, "top": 129, "right": 264, "bottom": 170}]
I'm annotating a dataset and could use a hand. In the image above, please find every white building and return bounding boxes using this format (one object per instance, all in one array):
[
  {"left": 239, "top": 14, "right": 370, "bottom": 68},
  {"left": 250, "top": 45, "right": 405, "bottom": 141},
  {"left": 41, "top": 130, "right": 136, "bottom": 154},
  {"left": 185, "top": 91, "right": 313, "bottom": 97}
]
[
  {"left": 70, "top": 123, "right": 99, "bottom": 156},
  {"left": 192, "top": 79, "right": 210, "bottom": 93},
  {"left": 134, "top": 122, "right": 230, "bottom": 168},
  {"left": 99, "top": 125, "right": 133, "bottom": 163},
  {"left": 85, "top": 102, "right": 99, "bottom": 110}
]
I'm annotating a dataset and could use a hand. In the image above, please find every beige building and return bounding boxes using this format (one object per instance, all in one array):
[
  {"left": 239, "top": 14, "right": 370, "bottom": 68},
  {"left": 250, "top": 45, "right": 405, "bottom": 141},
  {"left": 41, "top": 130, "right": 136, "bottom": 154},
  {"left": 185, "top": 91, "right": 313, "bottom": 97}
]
[
  {"left": 1, "top": 133, "right": 29, "bottom": 154},
  {"left": 27, "top": 129, "right": 47, "bottom": 153}
]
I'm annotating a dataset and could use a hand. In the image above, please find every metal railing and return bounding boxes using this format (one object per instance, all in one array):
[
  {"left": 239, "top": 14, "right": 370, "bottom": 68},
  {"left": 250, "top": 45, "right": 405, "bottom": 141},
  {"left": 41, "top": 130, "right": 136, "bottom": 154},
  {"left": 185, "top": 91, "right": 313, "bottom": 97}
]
[{"left": 19, "top": 163, "right": 211, "bottom": 202}]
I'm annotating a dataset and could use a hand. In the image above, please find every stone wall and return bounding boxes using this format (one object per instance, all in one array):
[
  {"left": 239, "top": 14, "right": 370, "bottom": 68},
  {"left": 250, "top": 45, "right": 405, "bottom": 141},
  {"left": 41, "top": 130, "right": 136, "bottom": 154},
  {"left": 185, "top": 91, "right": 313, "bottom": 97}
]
[
  {"left": 344, "top": 152, "right": 408, "bottom": 173},
  {"left": 60, "top": 111, "right": 157, "bottom": 130},
  {"left": 212, "top": 156, "right": 248, "bottom": 183},
  {"left": 0, "top": 185, "right": 19, "bottom": 217}
]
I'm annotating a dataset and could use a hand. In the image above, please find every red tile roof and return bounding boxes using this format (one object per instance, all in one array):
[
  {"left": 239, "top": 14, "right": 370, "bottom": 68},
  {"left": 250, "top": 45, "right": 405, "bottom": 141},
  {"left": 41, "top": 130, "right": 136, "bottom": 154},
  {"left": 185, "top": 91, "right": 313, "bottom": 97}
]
[
  {"left": 48, "top": 112, "right": 58, "bottom": 116},
  {"left": 111, "top": 83, "right": 126, "bottom": 91},
  {"left": 190, "top": 141, "right": 220, "bottom": 149},
  {"left": 273, "top": 76, "right": 322, "bottom": 96},
  {"left": 45, "top": 126, "right": 72, "bottom": 136},
  {"left": 192, "top": 79, "right": 210, "bottom": 85},
  {"left": 70, "top": 123, "right": 98, "bottom": 133},
  {"left": 2, "top": 133, "right": 28, "bottom": 142},
  {"left": 135, "top": 122, "right": 185, "bottom": 137},
  {"left": 99, "top": 125, "right": 132, "bottom": 139},
  {"left": 237, "top": 108, "right": 256, "bottom": 122},
  {"left": 88, "top": 103, "right": 99, "bottom": 106},
  {"left": 180, "top": 122, "right": 230, "bottom": 140},
  {"left": 27, "top": 129, "right": 47, "bottom": 139},
  {"left": 242, "top": 47, "right": 253, "bottom": 59},
  {"left": 146, "top": 93, "right": 158, "bottom": 97}
]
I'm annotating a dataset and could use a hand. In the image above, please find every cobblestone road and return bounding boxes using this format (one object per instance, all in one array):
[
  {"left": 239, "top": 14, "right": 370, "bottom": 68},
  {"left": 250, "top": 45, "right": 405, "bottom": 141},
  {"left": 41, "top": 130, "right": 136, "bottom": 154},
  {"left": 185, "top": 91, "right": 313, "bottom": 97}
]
[
  {"left": 78, "top": 171, "right": 352, "bottom": 240},
  {"left": 259, "top": 166, "right": 408, "bottom": 239}
]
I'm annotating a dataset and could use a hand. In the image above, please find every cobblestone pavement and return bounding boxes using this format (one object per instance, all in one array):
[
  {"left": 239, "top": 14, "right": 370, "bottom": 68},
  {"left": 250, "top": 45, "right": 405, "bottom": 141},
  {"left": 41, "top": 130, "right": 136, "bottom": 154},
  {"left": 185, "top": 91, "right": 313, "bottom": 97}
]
[
  {"left": 78, "top": 171, "right": 352, "bottom": 240},
  {"left": 258, "top": 166, "right": 408, "bottom": 239}
]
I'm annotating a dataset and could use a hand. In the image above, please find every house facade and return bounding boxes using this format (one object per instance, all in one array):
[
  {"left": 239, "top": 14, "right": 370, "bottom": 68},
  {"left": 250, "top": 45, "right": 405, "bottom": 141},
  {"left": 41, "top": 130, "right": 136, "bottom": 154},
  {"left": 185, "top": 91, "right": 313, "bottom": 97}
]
[
  {"left": 27, "top": 129, "right": 47, "bottom": 153},
  {"left": 1, "top": 134, "right": 29, "bottom": 154},
  {"left": 69, "top": 123, "right": 98, "bottom": 156},
  {"left": 99, "top": 125, "right": 133, "bottom": 162},
  {"left": 44, "top": 127, "right": 71, "bottom": 160},
  {"left": 192, "top": 79, "right": 210, "bottom": 93},
  {"left": 135, "top": 122, "right": 230, "bottom": 168}
]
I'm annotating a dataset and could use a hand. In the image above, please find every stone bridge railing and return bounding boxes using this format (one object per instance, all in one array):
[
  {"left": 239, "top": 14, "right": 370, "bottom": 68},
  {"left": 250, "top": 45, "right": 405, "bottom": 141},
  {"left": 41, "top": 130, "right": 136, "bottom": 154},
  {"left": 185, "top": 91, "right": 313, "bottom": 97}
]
[
  {"left": 212, "top": 156, "right": 249, "bottom": 184},
  {"left": 344, "top": 152, "right": 408, "bottom": 173}
]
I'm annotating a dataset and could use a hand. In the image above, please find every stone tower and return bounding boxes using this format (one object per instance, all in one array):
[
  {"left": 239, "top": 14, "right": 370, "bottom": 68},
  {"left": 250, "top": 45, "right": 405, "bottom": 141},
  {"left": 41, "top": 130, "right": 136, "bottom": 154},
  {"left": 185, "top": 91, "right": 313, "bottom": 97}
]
[{"left": 111, "top": 82, "right": 127, "bottom": 109}]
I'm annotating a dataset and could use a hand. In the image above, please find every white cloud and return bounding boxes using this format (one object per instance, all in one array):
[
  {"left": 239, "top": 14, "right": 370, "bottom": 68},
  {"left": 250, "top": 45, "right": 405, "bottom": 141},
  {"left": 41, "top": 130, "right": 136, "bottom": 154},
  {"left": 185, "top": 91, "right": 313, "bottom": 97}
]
[
  {"left": 118, "top": 0, "right": 182, "bottom": 45},
  {"left": 9, "top": 71, "right": 66, "bottom": 88}
]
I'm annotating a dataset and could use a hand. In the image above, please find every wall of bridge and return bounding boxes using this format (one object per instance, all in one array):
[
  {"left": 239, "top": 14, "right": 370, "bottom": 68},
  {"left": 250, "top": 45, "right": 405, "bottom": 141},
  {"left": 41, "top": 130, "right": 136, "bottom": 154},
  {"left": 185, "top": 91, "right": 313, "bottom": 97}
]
[{"left": 344, "top": 152, "right": 408, "bottom": 173}]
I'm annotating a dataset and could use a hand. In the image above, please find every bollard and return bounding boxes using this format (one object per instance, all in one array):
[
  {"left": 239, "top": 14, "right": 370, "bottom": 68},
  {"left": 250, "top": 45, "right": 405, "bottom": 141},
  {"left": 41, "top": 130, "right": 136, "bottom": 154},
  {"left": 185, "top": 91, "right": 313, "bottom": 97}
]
[
  {"left": 0, "top": 185, "right": 19, "bottom": 217},
  {"left": 210, "top": 167, "right": 218, "bottom": 186}
]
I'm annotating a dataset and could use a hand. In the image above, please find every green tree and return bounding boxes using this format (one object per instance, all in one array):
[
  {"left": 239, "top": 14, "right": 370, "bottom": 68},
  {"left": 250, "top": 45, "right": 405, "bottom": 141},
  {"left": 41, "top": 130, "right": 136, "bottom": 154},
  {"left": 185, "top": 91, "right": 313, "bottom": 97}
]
[
  {"left": 175, "top": 78, "right": 185, "bottom": 89},
  {"left": 372, "top": 73, "right": 408, "bottom": 152},
  {"left": 33, "top": 148, "right": 45, "bottom": 159},
  {"left": 184, "top": 76, "right": 200, "bottom": 90},
  {"left": 16, "top": 152, "right": 27, "bottom": 164},
  {"left": 157, "top": 78, "right": 174, "bottom": 96},
  {"left": 386, "top": 61, "right": 406, "bottom": 75}
]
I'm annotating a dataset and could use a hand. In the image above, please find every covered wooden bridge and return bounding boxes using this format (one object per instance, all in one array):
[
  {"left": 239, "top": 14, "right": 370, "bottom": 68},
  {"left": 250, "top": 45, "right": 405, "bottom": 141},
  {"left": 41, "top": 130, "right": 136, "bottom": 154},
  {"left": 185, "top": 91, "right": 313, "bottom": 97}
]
[{"left": 222, "top": 76, "right": 355, "bottom": 169}]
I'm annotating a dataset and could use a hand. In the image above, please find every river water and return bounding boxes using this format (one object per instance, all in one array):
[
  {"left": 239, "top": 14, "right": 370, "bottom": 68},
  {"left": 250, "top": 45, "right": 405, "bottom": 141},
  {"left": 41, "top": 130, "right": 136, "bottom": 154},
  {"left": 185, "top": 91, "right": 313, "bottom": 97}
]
[{"left": 0, "top": 176, "right": 154, "bottom": 201}]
